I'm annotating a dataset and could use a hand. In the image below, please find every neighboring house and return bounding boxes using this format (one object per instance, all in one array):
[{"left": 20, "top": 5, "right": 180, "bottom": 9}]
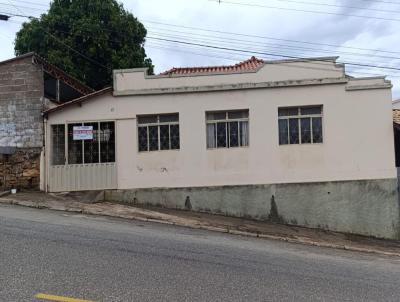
[
  {"left": 392, "top": 110, "right": 400, "bottom": 168},
  {"left": 43, "top": 56, "right": 399, "bottom": 239},
  {"left": 393, "top": 99, "right": 400, "bottom": 109},
  {"left": 0, "top": 53, "right": 94, "bottom": 189}
]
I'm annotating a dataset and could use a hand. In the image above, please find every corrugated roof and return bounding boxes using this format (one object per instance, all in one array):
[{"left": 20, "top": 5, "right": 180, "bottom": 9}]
[
  {"left": 0, "top": 52, "right": 94, "bottom": 95},
  {"left": 393, "top": 110, "right": 400, "bottom": 125},
  {"left": 159, "top": 56, "right": 264, "bottom": 76}
]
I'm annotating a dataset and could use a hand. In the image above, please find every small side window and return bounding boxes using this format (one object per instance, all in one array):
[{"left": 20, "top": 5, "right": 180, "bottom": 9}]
[{"left": 51, "top": 124, "right": 65, "bottom": 165}]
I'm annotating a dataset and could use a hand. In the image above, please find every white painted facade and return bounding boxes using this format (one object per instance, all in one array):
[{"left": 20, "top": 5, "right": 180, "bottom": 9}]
[{"left": 43, "top": 57, "right": 396, "bottom": 192}]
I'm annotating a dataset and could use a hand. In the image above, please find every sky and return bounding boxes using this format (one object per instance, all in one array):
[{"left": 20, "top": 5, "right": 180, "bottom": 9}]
[{"left": 0, "top": 0, "right": 399, "bottom": 99}]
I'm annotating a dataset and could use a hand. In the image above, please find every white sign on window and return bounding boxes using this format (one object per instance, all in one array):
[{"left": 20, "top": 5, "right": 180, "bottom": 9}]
[{"left": 73, "top": 126, "right": 93, "bottom": 140}]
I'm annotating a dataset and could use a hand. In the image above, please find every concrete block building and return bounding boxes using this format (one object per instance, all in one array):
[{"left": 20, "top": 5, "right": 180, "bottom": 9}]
[
  {"left": 0, "top": 53, "right": 93, "bottom": 189},
  {"left": 43, "top": 56, "right": 399, "bottom": 239}
]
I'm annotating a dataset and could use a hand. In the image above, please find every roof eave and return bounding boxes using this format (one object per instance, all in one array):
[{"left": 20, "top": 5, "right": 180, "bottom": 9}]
[{"left": 43, "top": 87, "right": 113, "bottom": 116}]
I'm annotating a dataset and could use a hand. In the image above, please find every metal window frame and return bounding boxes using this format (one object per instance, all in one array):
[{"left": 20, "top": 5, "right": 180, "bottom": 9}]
[
  {"left": 50, "top": 124, "right": 66, "bottom": 165},
  {"left": 63, "top": 120, "right": 116, "bottom": 165},
  {"left": 206, "top": 110, "right": 249, "bottom": 149},
  {"left": 278, "top": 106, "right": 323, "bottom": 145},
  {"left": 137, "top": 113, "right": 180, "bottom": 152}
]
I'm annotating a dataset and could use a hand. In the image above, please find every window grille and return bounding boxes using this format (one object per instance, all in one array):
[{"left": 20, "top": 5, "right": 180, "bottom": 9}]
[
  {"left": 51, "top": 124, "right": 65, "bottom": 165},
  {"left": 206, "top": 110, "right": 249, "bottom": 149},
  {"left": 278, "top": 106, "right": 323, "bottom": 145},
  {"left": 137, "top": 114, "right": 180, "bottom": 152},
  {"left": 50, "top": 121, "right": 115, "bottom": 165}
]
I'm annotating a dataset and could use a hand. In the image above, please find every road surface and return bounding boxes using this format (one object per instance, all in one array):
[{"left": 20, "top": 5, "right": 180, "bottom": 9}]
[{"left": 0, "top": 204, "right": 399, "bottom": 301}]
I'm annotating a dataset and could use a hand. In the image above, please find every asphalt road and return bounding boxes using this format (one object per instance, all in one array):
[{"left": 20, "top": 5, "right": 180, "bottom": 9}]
[{"left": 0, "top": 204, "right": 400, "bottom": 302}]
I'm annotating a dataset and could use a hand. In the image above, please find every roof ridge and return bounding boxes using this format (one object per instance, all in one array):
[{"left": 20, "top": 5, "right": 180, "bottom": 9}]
[{"left": 159, "top": 56, "right": 265, "bottom": 76}]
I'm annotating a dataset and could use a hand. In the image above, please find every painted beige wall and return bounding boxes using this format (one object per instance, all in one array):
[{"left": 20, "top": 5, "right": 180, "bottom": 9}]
[
  {"left": 46, "top": 77, "right": 396, "bottom": 190},
  {"left": 114, "top": 59, "right": 344, "bottom": 94}
]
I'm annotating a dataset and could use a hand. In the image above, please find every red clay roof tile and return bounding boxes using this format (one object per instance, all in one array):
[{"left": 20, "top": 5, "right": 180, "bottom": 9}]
[{"left": 159, "top": 56, "right": 264, "bottom": 76}]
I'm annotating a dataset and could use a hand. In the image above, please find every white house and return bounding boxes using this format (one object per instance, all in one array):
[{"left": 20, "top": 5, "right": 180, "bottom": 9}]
[{"left": 43, "top": 56, "right": 399, "bottom": 239}]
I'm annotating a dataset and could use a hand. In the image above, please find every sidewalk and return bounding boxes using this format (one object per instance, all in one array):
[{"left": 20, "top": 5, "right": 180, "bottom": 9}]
[{"left": 1, "top": 191, "right": 400, "bottom": 257}]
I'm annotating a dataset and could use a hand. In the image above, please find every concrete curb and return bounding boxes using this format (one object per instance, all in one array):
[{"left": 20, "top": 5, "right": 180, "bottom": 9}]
[{"left": 1, "top": 198, "right": 400, "bottom": 258}]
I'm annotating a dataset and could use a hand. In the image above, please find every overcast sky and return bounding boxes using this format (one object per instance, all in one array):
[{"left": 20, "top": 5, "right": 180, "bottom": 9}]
[{"left": 0, "top": 0, "right": 399, "bottom": 99}]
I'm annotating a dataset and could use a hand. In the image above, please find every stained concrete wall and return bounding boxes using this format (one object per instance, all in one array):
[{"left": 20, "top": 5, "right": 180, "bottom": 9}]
[{"left": 105, "top": 178, "right": 400, "bottom": 240}]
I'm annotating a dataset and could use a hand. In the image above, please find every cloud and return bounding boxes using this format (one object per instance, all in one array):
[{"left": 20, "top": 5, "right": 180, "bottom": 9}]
[{"left": 0, "top": 0, "right": 399, "bottom": 98}]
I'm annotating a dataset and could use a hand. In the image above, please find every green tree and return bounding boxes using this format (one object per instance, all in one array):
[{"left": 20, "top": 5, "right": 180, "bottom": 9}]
[{"left": 15, "top": 0, "right": 154, "bottom": 90}]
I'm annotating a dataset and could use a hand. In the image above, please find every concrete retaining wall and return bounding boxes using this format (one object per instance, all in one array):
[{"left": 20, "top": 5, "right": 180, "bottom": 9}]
[{"left": 105, "top": 178, "right": 400, "bottom": 239}]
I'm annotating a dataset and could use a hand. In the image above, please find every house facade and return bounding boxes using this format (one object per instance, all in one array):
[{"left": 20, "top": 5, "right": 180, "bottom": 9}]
[
  {"left": 43, "top": 56, "right": 399, "bottom": 239},
  {"left": 0, "top": 53, "right": 93, "bottom": 190}
]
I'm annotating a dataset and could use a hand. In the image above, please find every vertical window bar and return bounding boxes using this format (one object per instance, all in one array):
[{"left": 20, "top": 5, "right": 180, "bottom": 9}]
[
  {"left": 215, "top": 123, "right": 217, "bottom": 148},
  {"left": 147, "top": 125, "right": 149, "bottom": 151},
  {"left": 310, "top": 117, "right": 313, "bottom": 144},
  {"left": 158, "top": 124, "right": 160, "bottom": 151},
  {"left": 81, "top": 123, "right": 84, "bottom": 164},
  {"left": 169, "top": 124, "right": 171, "bottom": 149},
  {"left": 287, "top": 118, "right": 289, "bottom": 145},
  {"left": 98, "top": 122, "right": 101, "bottom": 163},
  {"left": 65, "top": 124, "right": 68, "bottom": 165},
  {"left": 238, "top": 121, "right": 241, "bottom": 147},
  {"left": 298, "top": 118, "right": 301, "bottom": 144},
  {"left": 226, "top": 121, "right": 228, "bottom": 148}
]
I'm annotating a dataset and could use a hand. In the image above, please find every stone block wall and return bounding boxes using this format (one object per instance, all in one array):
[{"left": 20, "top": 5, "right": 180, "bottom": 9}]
[
  {"left": 0, "top": 56, "right": 44, "bottom": 189},
  {"left": 0, "top": 148, "right": 41, "bottom": 189}
]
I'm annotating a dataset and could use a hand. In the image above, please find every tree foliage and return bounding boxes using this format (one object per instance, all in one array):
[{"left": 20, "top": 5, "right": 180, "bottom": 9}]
[{"left": 15, "top": 0, "right": 154, "bottom": 90}]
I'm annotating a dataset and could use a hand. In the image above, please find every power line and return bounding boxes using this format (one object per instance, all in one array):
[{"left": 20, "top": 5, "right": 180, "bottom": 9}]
[
  {"left": 0, "top": 2, "right": 45, "bottom": 12},
  {"left": 4, "top": 12, "right": 399, "bottom": 76},
  {"left": 42, "top": 25, "right": 400, "bottom": 69},
  {"left": 354, "top": 0, "right": 400, "bottom": 5},
  {"left": 14, "top": 0, "right": 49, "bottom": 8},
  {"left": 147, "top": 31, "right": 400, "bottom": 69},
  {"left": 5, "top": 0, "right": 25, "bottom": 16},
  {"left": 143, "top": 20, "right": 400, "bottom": 55},
  {"left": 208, "top": 0, "right": 400, "bottom": 22},
  {"left": 146, "top": 41, "right": 400, "bottom": 78},
  {"left": 8, "top": 14, "right": 399, "bottom": 59},
  {"left": 147, "top": 39, "right": 400, "bottom": 77},
  {"left": 0, "top": 11, "right": 34, "bottom": 18},
  {"left": 44, "top": 30, "right": 111, "bottom": 71},
  {"left": 49, "top": 23, "right": 400, "bottom": 63},
  {"left": 0, "top": 12, "right": 111, "bottom": 71},
  {"left": 147, "top": 29, "right": 400, "bottom": 61},
  {"left": 7, "top": 15, "right": 400, "bottom": 74},
  {"left": 213, "top": 0, "right": 400, "bottom": 14},
  {"left": 147, "top": 36, "right": 400, "bottom": 71}
]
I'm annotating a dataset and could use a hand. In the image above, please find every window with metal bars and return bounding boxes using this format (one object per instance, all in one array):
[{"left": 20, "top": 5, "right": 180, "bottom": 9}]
[
  {"left": 278, "top": 106, "right": 323, "bottom": 145},
  {"left": 51, "top": 121, "right": 115, "bottom": 165},
  {"left": 137, "top": 114, "right": 180, "bottom": 152},
  {"left": 206, "top": 110, "right": 249, "bottom": 149},
  {"left": 51, "top": 124, "right": 65, "bottom": 165}
]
